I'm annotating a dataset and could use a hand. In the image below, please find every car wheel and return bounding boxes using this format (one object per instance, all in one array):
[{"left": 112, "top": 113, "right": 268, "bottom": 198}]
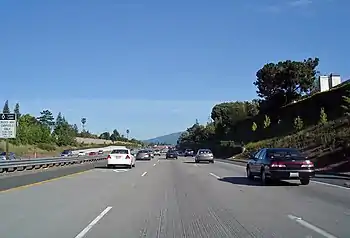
[
  {"left": 132, "top": 163, "right": 135, "bottom": 167},
  {"left": 260, "top": 169, "right": 267, "bottom": 185},
  {"left": 246, "top": 166, "right": 254, "bottom": 180},
  {"left": 129, "top": 164, "right": 132, "bottom": 169},
  {"left": 211, "top": 160, "right": 214, "bottom": 163},
  {"left": 300, "top": 178, "right": 310, "bottom": 185}
]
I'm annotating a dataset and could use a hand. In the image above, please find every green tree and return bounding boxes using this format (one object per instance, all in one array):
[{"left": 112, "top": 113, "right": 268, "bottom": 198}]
[
  {"left": 15, "top": 114, "right": 51, "bottom": 144},
  {"left": 14, "top": 103, "right": 21, "bottom": 118},
  {"left": 126, "top": 129, "right": 130, "bottom": 139},
  {"left": 81, "top": 117, "right": 87, "bottom": 131},
  {"left": 53, "top": 112, "right": 76, "bottom": 146},
  {"left": 72, "top": 124, "right": 79, "bottom": 135},
  {"left": 263, "top": 115, "right": 271, "bottom": 129},
  {"left": 3, "top": 100, "right": 10, "bottom": 113},
  {"left": 37, "top": 110, "right": 55, "bottom": 128},
  {"left": 293, "top": 116, "right": 304, "bottom": 131},
  {"left": 252, "top": 122, "right": 257, "bottom": 132},
  {"left": 245, "top": 100, "right": 260, "bottom": 117},
  {"left": 211, "top": 101, "right": 252, "bottom": 137},
  {"left": 110, "top": 129, "right": 120, "bottom": 142},
  {"left": 319, "top": 107, "right": 328, "bottom": 125},
  {"left": 254, "top": 58, "right": 319, "bottom": 111},
  {"left": 99, "top": 132, "right": 111, "bottom": 140}
]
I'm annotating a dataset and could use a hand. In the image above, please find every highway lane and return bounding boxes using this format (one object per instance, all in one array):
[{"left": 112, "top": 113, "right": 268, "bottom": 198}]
[
  {"left": 216, "top": 159, "right": 350, "bottom": 188},
  {"left": 0, "top": 156, "right": 349, "bottom": 238}
]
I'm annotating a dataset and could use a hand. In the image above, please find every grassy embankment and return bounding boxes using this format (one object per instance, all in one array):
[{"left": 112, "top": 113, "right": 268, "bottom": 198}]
[{"left": 225, "top": 82, "right": 350, "bottom": 172}]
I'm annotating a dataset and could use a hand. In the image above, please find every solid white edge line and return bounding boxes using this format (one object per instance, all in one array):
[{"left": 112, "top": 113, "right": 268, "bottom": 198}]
[
  {"left": 287, "top": 215, "right": 338, "bottom": 238},
  {"left": 311, "top": 180, "right": 350, "bottom": 190},
  {"left": 216, "top": 160, "right": 350, "bottom": 190},
  {"left": 75, "top": 206, "right": 112, "bottom": 238},
  {"left": 141, "top": 171, "right": 147, "bottom": 176},
  {"left": 209, "top": 173, "right": 221, "bottom": 179}
]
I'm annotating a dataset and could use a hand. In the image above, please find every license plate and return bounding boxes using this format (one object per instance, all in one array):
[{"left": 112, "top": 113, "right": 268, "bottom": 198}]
[
  {"left": 290, "top": 172, "right": 299, "bottom": 177},
  {"left": 115, "top": 156, "right": 122, "bottom": 159}
]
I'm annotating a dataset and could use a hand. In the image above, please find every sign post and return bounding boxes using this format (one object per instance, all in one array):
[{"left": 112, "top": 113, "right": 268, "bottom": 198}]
[{"left": 0, "top": 113, "right": 17, "bottom": 159}]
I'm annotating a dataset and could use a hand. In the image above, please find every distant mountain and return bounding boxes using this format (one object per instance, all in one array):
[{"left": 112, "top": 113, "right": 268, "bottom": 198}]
[{"left": 144, "top": 132, "right": 183, "bottom": 145}]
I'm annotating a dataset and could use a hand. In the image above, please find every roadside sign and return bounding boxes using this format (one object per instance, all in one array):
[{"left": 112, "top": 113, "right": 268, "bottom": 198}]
[{"left": 0, "top": 113, "right": 17, "bottom": 139}]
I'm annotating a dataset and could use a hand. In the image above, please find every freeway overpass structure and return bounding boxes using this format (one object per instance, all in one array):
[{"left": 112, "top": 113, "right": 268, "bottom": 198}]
[{"left": 0, "top": 156, "right": 349, "bottom": 238}]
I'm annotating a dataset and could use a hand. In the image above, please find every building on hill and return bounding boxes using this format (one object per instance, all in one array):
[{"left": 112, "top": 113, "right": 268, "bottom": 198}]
[{"left": 315, "top": 74, "right": 342, "bottom": 92}]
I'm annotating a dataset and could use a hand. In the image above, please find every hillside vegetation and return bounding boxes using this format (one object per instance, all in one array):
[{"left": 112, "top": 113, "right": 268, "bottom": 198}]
[
  {"left": 0, "top": 101, "right": 143, "bottom": 158},
  {"left": 177, "top": 57, "right": 350, "bottom": 171}
]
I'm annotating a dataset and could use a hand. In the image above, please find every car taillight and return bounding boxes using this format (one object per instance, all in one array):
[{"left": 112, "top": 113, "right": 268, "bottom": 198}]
[
  {"left": 271, "top": 162, "right": 286, "bottom": 168},
  {"left": 301, "top": 160, "right": 314, "bottom": 168},
  {"left": 107, "top": 155, "right": 111, "bottom": 159},
  {"left": 125, "top": 155, "right": 130, "bottom": 159}
]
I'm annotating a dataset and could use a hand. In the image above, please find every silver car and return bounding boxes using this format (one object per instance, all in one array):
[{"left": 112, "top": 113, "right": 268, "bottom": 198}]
[
  {"left": 195, "top": 149, "right": 214, "bottom": 163},
  {"left": 148, "top": 150, "right": 154, "bottom": 158},
  {"left": 136, "top": 150, "right": 151, "bottom": 160}
]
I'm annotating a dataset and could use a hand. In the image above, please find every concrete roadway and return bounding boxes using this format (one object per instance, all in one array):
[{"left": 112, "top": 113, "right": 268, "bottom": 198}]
[
  {"left": 0, "top": 157, "right": 349, "bottom": 238},
  {"left": 216, "top": 159, "right": 350, "bottom": 189}
]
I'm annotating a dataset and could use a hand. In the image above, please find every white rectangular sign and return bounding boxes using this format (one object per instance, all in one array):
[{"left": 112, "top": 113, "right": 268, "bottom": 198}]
[{"left": 0, "top": 113, "right": 17, "bottom": 139}]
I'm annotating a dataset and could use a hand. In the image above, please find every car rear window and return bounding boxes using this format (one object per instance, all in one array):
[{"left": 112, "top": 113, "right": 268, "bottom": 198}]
[
  {"left": 138, "top": 150, "right": 148, "bottom": 153},
  {"left": 111, "top": 149, "right": 129, "bottom": 154},
  {"left": 267, "top": 149, "right": 303, "bottom": 160},
  {"left": 199, "top": 150, "right": 212, "bottom": 154}
]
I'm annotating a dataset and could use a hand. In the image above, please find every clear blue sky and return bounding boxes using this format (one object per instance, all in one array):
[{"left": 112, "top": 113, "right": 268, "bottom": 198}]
[{"left": 0, "top": 0, "right": 349, "bottom": 140}]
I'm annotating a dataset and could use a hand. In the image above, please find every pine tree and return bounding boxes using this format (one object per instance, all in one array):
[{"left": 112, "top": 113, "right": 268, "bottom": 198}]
[{"left": 3, "top": 100, "right": 10, "bottom": 113}]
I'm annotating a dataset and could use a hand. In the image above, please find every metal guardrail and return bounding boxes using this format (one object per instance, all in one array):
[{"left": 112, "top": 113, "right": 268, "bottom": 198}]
[{"left": 0, "top": 155, "right": 106, "bottom": 173}]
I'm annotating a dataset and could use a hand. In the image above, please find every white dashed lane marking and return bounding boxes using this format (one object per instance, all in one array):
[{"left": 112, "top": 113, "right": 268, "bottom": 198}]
[
  {"left": 288, "top": 214, "right": 338, "bottom": 238},
  {"left": 75, "top": 206, "right": 112, "bottom": 238},
  {"left": 209, "top": 173, "right": 221, "bottom": 179},
  {"left": 141, "top": 172, "right": 148, "bottom": 177}
]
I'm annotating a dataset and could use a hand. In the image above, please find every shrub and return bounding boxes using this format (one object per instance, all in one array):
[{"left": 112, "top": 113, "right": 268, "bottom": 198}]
[
  {"left": 294, "top": 116, "right": 303, "bottom": 131},
  {"left": 319, "top": 107, "right": 328, "bottom": 125},
  {"left": 263, "top": 115, "right": 271, "bottom": 129},
  {"left": 252, "top": 122, "right": 257, "bottom": 132}
]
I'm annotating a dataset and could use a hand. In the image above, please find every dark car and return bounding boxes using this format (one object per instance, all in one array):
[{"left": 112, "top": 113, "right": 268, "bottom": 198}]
[
  {"left": 0, "top": 152, "right": 17, "bottom": 160},
  {"left": 60, "top": 150, "right": 73, "bottom": 157},
  {"left": 246, "top": 148, "right": 315, "bottom": 185},
  {"left": 184, "top": 149, "right": 194, "bottom": 157},
  {"left": 166, "top": 150, "right": 178, "bottom": 159},
  {"left": 136, "top": 150, "right": 151, "bottom": 160}
]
